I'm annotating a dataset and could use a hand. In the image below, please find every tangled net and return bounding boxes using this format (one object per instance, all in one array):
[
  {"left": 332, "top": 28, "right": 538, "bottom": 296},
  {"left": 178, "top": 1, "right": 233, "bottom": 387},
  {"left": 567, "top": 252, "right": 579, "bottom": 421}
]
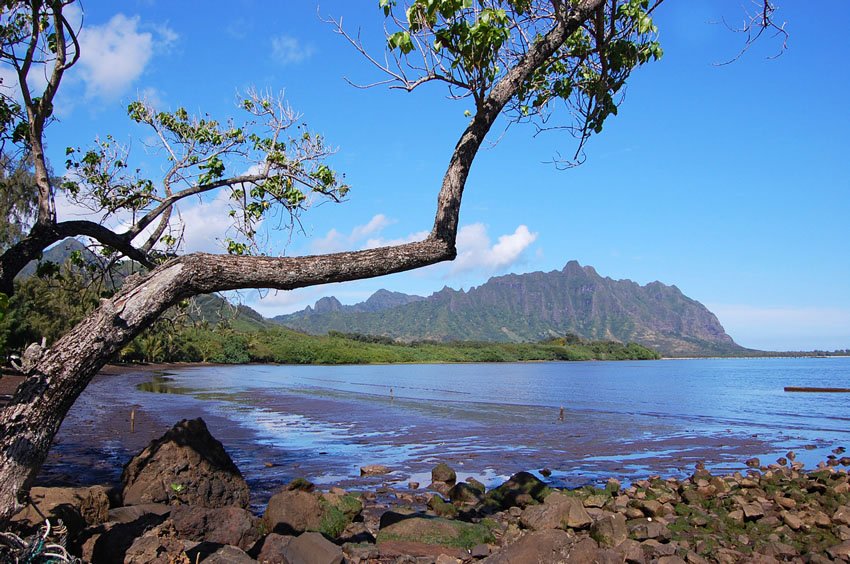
[{"left": 0, "top": 518, "right": 83, "bottom": 563}]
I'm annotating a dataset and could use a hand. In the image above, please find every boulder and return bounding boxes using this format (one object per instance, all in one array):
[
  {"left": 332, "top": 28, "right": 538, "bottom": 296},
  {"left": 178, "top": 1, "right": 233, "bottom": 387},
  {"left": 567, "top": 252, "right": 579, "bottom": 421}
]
[
  {"left": 366, "top": 540, "right": 468, "bottom": 561},
  {"left": 428, "top": 495, "right": 459, "bottom": 518},
  {"left": 263, "top": 489, "right": 362, "bottom": 538},
  {"left": 254, "top": 533, "right": 294, "bottom": 563},
  {"left": 107, "top": 503, "right": 171, "bottom": 524},
  {"left": 431, "top": 462, "right": 457, "bottom": 485},
  {"left": 170, "top": 504, "right": 261, "bottom": 550},
  {"left": 360, "top": 464, "right": 390, "bottom": 476},
  {"left": 377, "top": 516, "right": 495, "bottom": 550},
  {"left": 12, "top": 485, "right": 110, "bottom": 536},
  {"left": 636, "top": 499, "right": 663, "bottom": 517},
  {"left": 484, "top": 471, "right": 551, "bottom": 510},
  {"left": 656, "top": 556, "right": 687, "bottom": 564},
  {"left": 80, "top": 508, "right": 170, "bottom": 564},
  {"left": 198, "top": 544, "right": 255, "bottom": 563},
  {"left": 779, "top": 511, "right": 803, "bottom": 531},
  {"left": 519, "top": 492, "right": 591, "bottom": 531},
  {"left": 627, "top": 518, "right": 670, "bottom": 541},
  {"left": 378, "top": 508, "right": 420, "bottom": 529},
  {"left": 480, "top": 529, "right": 575, "bottom": 563},
  {"left": 826, "top": 540, "right": 850, "bottom": 560},
  {"left": 615, "top": 539, "right": 645, "bottom": 563},
  {"left": 835, "top": 506, "right": 850, "bottom": 526},
  {"left": 264, "top": 489, "right": 323, "bottom": 535},
  {"left": 318, "top": 491, "right": 364, "bottom": 538},
  {"left": 741, "top": 502, "right": 764, "bottom": 521},
  {"left": 121, "top": 418, "right": 249, "bottom": 508},
  {"left": 449, "top": 482, "right": 484, "bottom": 505},
  {"left": 282, "top": 531, "right": 344, "bottom": 564},
  {"left": 591, "top": 512, "right": 628, "bottom": 547},
  {"left": 123, "top": 521, "right": 197, "bottom": 564}
]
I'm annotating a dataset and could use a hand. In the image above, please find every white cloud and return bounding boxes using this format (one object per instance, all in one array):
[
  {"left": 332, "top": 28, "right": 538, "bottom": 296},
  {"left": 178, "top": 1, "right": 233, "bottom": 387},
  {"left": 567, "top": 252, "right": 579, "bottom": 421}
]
[
  {"left": 250, "top": 284, "right": 377, "bottom": 317},
  {"left": 311, "top": 228, "right": 347, "bottom": 254},
  {"left": 311, "top": 214, "right": 404, "bottom": 254},
  {"left": 0, "top": 66, "right": 20, "bottom": 95},
  {"left": 271, "top": 35, "right": 314, "bottom": 65},
  {"left": 352, "top": 214, "right": 392, "bottom": 239},
  {"left": 136, "top": 86, "right": 164, "bottom": 108},
  {"left": 451, "top": 223, "right": 538, "bottom": 274},
  {"left": 77, "top": 14, "right": 176, "bottom": 100},
  {"left": 152, "top": 24, "right": 179, "bottom": 52},
  {"left": 178, "top": 192, "right": 242, "bottom": 253},
  {"left": 0, "top": 56, "right": 49, "bottom": 97},
  {"left": 252, "top": 287, "right": 321, "bottom": 313},
  {"left": 365, "top": 230, "right": 430, "bottom": 249}
]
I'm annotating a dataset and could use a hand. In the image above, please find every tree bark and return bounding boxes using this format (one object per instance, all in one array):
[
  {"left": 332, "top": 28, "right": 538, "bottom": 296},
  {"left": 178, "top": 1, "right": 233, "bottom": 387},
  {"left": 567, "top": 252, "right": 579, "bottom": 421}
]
[
  {"left": 0, "top": 237, "right": 453, "bottom": 520},
  {"left": 0, "top": 1, "right": 602, "bottom": 522}
]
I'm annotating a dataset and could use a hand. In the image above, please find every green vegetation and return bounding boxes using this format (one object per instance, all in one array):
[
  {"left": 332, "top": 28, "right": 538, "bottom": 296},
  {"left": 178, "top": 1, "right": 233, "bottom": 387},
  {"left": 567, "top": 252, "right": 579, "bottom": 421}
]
[
  {"left": 125, "top": 325, "right": 661, "bottom": 365},
  {"left": 0, "top": 252, "right": 661, "bottom": 364},
  {"left": 318, "top": 494, "right": 363, "bottom": 538}
]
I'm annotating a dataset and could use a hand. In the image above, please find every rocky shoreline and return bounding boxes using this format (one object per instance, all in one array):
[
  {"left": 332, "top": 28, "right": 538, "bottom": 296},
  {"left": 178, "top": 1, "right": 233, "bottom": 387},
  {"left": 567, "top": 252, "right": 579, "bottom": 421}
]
[{"left": 6, "top": 418, "right": 850, "bottom": 563}]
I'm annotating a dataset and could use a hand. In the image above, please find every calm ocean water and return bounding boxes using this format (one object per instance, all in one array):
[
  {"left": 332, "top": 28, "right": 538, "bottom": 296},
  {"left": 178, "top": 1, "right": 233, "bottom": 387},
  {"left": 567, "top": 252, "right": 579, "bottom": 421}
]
[{"left": 43, "top": 357, "right": 850, "bottom": 507}]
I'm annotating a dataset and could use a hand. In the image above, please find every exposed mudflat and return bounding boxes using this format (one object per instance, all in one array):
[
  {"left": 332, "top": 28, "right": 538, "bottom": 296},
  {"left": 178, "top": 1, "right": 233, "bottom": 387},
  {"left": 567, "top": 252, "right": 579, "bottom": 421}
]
[{"left": 33, "top": 361, "right": 834, "bottom": 514}]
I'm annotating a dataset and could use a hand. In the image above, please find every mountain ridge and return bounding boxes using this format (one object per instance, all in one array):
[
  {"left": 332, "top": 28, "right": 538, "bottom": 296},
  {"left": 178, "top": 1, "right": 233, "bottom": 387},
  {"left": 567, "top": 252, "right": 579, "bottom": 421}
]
[{"left": 273, "top": 260, "right": 746, "bottom": 357}]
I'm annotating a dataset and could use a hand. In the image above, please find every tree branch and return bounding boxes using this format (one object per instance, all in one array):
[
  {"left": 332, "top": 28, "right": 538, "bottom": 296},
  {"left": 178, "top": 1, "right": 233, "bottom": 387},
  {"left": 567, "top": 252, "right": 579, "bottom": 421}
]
[
  {"left": 0, "top": 220, "right": 154, "bottom": 296},
  {"left": 431, "top": 0, "right": 605, "bottom": 243}
]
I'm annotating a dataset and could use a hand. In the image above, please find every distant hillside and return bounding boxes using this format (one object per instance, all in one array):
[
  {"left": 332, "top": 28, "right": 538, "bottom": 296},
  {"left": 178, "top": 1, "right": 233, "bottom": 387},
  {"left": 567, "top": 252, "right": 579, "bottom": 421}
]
[
  {"left": 273, "top": 261, "right": 747, "bottom": 357},
  {"left": 16, "top": 238, "right": 91, "bottom": 279},
  {"left": 16, "top": 238, "right": 270, "bottom": 331}
]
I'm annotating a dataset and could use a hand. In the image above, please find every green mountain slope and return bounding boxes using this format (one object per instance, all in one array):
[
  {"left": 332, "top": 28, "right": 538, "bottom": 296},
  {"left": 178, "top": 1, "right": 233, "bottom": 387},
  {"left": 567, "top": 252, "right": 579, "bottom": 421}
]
[
  {"left": 273, "top": 261, "right": 746, "bottom": 357},
  {"left": 16, "top": 238, "right": 270, "bottom": 331}
]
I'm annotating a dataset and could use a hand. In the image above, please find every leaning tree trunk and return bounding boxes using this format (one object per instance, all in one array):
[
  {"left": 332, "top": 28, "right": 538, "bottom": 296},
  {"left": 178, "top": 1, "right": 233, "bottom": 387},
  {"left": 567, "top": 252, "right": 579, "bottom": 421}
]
[
  {"left": 0, "top": 2, "right": 600, "bottom": 522},
  {"left": 0, "top": 240, "right": 453, "bottom": 521}
]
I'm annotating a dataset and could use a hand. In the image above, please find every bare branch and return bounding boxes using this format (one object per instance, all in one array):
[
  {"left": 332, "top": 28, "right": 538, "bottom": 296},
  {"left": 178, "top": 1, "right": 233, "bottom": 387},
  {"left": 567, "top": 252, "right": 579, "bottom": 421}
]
[{"left": 714, "top": 1, "right": 788, "bottom": 65}]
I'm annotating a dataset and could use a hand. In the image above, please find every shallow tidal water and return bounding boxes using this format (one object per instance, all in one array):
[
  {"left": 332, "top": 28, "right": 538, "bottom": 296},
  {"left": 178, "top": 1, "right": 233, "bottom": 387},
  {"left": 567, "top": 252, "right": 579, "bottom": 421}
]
[{"left": 40, "top": 357, "right": 850, "bottom": 511}]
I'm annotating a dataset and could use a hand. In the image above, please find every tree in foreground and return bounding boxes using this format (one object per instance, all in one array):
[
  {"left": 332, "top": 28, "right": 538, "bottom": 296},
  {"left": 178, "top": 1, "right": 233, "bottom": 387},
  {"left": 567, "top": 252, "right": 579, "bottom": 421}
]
[{"left": 0, "top": 0, "right": 780, "bottom": 522}]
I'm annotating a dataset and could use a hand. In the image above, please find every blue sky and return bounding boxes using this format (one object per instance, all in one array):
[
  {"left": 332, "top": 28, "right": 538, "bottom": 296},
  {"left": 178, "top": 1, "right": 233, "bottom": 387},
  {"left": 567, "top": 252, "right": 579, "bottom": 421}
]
[{"left": 8, "top": 1, "right": 848, "bottom": 351}]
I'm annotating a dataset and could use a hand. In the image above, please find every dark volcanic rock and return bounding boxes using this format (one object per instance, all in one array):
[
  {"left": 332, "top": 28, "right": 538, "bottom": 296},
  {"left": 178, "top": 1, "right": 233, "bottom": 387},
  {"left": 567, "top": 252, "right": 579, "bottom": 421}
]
[
  {"left": 377, "top": 516, "right": 495, "bottom": 549},
  {"left": 121, "top": 418, "right": 249, "bottom": 508},
  {"left": 254, "top": 533, "right": 293, "bottom": 563},
  {"left": 481, "top": 529, "right": 576, "bottom": 563},
  {"left": 431, "top": 462, "right": 457, "bottom": 485},
  {"left": 283, "top": 531, "right": 343, "bottom": 564},
  {"left": 80, "top": 505, "right": 171, "bottom": 563},
  {"left": 263, "top": 489, "right": 362, "bottom": 539},
  {"left": 449, "top": 481, "right": 484, "bottom": 505},
  {"left": 264, "top": 489, "right": 323, "bottom": 535},
  {"left": 169, "top": 504, "right": 261, "bottom": 550},
  {"left": 123, "top": 522, "right": 197, "bottom": 564},
  {"left": 12, "top": 485, "right": 110, "bottom": 536},
  {"left": 196, "top": 544, "right": 255, "bottom": 563},
  {"left": 519, "top": 492, "right": 592, "bottom": 531},
  {"left": 355, "top": 540, "right": 467, "bottom": 561},
  {"left": 484, "top": 471, "right": 551, "bottom": 510},
  {"left": 591, "top": 512, "right": 628, "bottom": 547}
]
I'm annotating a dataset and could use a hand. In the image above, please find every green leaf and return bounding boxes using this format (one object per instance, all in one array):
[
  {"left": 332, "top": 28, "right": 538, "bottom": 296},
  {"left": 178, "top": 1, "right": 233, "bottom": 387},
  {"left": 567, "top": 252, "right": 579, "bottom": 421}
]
[{"left": 0, "top": 292, "right": 9, "bottom": 322}]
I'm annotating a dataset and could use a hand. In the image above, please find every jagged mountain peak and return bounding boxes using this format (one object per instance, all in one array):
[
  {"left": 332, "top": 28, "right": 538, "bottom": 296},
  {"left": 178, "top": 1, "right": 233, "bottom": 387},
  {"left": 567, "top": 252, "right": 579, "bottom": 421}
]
[
  {"left": 273, "top": 261, "right": 743, "bottom": 357},
  {"left": 314, "top": 296, "right": 343, "bottom": 314}
]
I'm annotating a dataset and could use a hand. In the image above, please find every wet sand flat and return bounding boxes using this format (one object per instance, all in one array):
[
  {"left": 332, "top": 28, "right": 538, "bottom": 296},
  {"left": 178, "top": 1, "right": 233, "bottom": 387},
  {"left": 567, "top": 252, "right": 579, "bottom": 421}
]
[{"left": 34, "top": 360, "right": 843, "bottom": 512}]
